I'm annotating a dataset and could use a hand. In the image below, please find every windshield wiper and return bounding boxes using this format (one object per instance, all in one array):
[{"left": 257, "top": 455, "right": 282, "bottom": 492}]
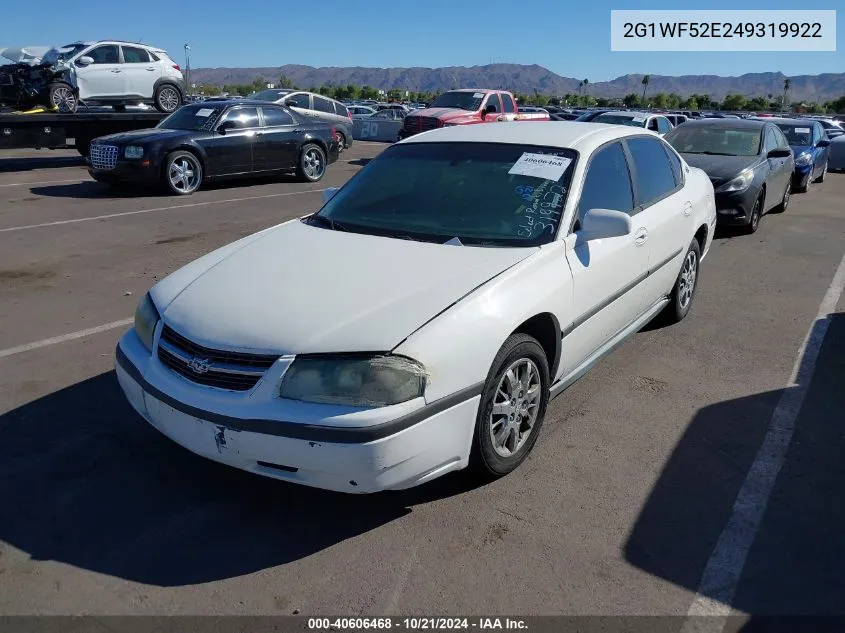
[
  {"left": 690, "top": 151, "right": 737, "bottom": 156},
  {"left": 305, "top": 214, "right": 351, "bottom": 232}
]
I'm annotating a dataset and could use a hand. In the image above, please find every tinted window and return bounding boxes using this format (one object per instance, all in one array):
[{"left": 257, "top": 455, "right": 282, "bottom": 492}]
[
  {"left": 764, "top": 127, "right": 779, "bottom": 151},
  {"left": 577, "top": 142, "right": 634, "bottom": 221},
  {"left": 88, "top": 45, "right": 119, "bottom": 64},
  {"left": 502, "top": 94, "right": 515, "bottom": 113},
  {"left": 313, "top": 96, "right": 334, "bottom": 114},
  {"left": 287, "top": 93, "right": 309, "bottom": 108},
  {"left": 594, "top": 114, "right": 646, "bottom": 128},
  {"left": 663, "top": 145, "right": 684, "bottom": 186},
  {"left": 657, "top": 117, "right": 672, "bottom": 134},
  {"left": 222, "top": 107, "right": 259, "bottom": 129},
  {"left": 647, "top": 118, "right": 659, "bottom": 132},
  {"left": 335, "top": 103, "right": 349, "bottom": 117},
  {"left": 122, "top": 46, "right": 151, "bottom": 63},
  {"left": 484, "top": 94, "right": 501, "bottom": 113},
  {"left": 262, "top": 107, "right": 294, "bottom": 126},
  {"left": 157, "top": 104, "right": 224, "bottom": 131},
  {"left": 626, "top": 137, "right": 678, "bottom": 206},
  {"left": 251, "top": 89, "right": 292, "bottom": 102}
]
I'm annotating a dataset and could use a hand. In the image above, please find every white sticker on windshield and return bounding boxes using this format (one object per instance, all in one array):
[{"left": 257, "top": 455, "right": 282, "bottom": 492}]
[
  {"left": 508, "top": 153, "right": 572, "bottom": 181},
  {"left": 473, "top": 92, "right": 484, "bottom": 99},
  {"left": 795, "top": 127, "right": 811, "bottom": 134},
  {"left": 195, "top": 108, "right": 214, "bottom": 117},
  {"left": 632, "top": 116, "right": 646, "bottom": 123}
]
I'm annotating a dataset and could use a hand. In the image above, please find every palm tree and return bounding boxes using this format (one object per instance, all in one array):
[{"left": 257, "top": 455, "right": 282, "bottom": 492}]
[
  {"left": 641, "top": 75, "right": 650, "bottom": 103},
  {"left": 782, "top": 78, "right": 791, "bottom": 112},
  {"left": 582, "top": 78, "right": 589, "bottom": 96}
]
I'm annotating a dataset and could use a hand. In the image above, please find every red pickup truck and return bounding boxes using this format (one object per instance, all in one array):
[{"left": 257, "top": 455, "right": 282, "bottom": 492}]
[{"left": 398, "top": 88, "right": 549, "bottom": 139}]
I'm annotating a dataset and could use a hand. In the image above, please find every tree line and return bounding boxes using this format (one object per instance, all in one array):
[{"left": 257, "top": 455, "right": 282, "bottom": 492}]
[{"left": 189, "top": 75, "right": 845, "bottom": 114}]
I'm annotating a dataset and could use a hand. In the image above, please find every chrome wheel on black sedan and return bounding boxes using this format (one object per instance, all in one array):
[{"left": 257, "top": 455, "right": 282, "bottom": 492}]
[{"left": 163, "top": 150, "right": 203, "bottom": 195}]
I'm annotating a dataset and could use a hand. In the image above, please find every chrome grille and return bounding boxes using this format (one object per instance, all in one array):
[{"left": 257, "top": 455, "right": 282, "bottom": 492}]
[
  {"left": 90, "top": 143, "right": 118, "bottom": 170},
  {"left": 156, "top": 325, "right": 279, "bottom": 392},
  {"left": 404, "top": 116, "right": 441, "bottom": 133}
]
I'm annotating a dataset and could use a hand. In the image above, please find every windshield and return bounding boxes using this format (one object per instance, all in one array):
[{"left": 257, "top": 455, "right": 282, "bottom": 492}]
[
  {"left": 249, "top": 89, "right": 292, "bottom": 101},
  {"left": 593, "top": 114, "right": 646, "bottom": 128},
  {"left": 310, "top": 142, "right": 577, "bottom": 247},
  {"left": 665, "top": 126, "right": 762, "bottom": 156},
  {"left": 429, "top": 91, "right": 486, "bottom": 111},
  {"left": 775, "top": 123, "right": 813, "bottom": 146},
  {"left": 42, "top": 44, "right": 88, "bottom": 64},
  {"left": 157, "top": 104, "right": 224, "bottom": 131}
]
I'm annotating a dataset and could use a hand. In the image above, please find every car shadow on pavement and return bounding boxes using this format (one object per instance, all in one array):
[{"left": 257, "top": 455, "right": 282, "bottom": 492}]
[
  {"left": 624, "top": 310, "right": 845, "bottom": 615},
  {"left": 0, "top": 154, "right": 85, "bottom": 172},
  {"left": 0, "top": 371, "right": 483, "bottom": 587},
  {"left": 347, "top": 158, "right": 372, "bottom": 167}
]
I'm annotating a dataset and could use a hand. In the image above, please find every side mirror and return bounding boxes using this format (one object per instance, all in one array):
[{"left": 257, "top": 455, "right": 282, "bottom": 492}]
[
  {"left": 578, "top": 208, "right": 633, "bottom": 241},
  {"left": 76, "top": 56, "right": 94, "bottom": 66},
  {"left": 767, "top": 148, "right": 792, "bottom": 159},
  {"left": 217, "top": 120, "right": 236, "bottom": 134},
  {"left": 285, "top": 99, "right": 299, "bottom": 107},
  {"left": 481, "top": 104, "right": 495, "bottom": 119},
  {"left": 322, "top": 187, "right": 340, "bottom": 204},
  {"left": 817, "top": 138, "right": 831, "bottom": 148}
]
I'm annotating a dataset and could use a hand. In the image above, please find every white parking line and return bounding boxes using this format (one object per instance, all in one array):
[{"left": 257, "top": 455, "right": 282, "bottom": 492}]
[
  {"left": 0, "top": 178, "right": 87, "bottom": 188},
  {"left": 0, "top": 318, "right": 133, "bottom": 360},
  {"left": 0, "top": 188, "right": 326, "bottom": 233},
  {"left": 681, "top": 250, "right": 845, "bottom": 633}
]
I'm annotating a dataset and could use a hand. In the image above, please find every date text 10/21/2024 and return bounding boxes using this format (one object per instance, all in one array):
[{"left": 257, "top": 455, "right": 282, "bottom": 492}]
[{"left": 307, "top": 617, "right": 529, "bottom": 630}]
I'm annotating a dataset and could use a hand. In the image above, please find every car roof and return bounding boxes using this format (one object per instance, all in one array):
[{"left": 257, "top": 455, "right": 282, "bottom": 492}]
[
  {"left": 400, "top": 121, "right": 660, "bottom": 152},
  {"left": 678, "top": 118, "right": 767, "bottom": 129}
]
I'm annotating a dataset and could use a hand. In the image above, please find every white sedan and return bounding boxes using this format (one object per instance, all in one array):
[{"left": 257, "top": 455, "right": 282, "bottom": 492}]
[{"left": 115, "top": 122, "right": 716, "bottom": 493}]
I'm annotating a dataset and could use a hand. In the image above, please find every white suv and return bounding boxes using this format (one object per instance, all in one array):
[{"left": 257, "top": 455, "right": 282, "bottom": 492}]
[{"left": 42, "top": 40, "right": 186, "bottom": 113}]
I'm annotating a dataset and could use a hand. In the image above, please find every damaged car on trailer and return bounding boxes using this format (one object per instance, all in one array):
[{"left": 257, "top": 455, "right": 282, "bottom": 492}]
[{"left": 0, "top": 45, "right": 79, "bottom": 112}]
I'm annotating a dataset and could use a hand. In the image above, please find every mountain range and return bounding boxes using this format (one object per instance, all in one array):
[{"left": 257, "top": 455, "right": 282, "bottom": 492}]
[{"left": 189, "top": 63, "right": 845, "bottom": 102}]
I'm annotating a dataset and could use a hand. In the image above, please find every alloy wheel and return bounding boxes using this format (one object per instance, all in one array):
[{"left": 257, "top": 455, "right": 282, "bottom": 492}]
[
  {"left": 678, "top": 250, "right": 698, "bottom": 310},
  {"left": 51, "top": 86, "right": 76, "bottom": 113},
  {"left": 158, "top": 86, "right": 180, "bottom": 112},
  {"left": 168, "top": 155, "right": 201, "bottom": 193},
  {"left": 303, "top": 148, "right": 325, "bottom": 180},
  {"left": 489, "top": 358, "right": 541, "bottom": 458}
]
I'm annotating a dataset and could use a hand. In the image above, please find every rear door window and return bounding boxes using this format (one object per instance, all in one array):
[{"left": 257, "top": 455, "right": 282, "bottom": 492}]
[
  {"left": 625, "top": 136, "right": 679, "bottom": 207},
  {"left": 313, "top": 96, "right": 334, "bottom": 114}
]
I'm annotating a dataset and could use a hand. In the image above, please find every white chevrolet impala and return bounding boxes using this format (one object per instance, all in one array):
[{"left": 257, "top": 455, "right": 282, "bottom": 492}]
[{"left": 116, "top": 122, "right": 717, "bottom": 493}]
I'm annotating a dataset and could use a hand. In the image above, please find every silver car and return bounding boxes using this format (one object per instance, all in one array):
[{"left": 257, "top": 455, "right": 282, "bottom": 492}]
[{"left": 250, "top": 89, "right": 354, "bottom": 149}]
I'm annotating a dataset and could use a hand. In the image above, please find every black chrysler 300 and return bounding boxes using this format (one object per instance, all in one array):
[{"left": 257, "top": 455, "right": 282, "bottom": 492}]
[{"left": 87, "top": 100, "right": 340, "bottom": 195}]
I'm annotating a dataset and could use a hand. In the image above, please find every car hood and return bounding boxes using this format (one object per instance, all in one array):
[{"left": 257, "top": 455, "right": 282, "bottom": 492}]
[
  {"left": 94, "top": 128, "right": 195, "bottom": 144},
  {"left": 408, "top": 107, "right": 477, "bottom": 122},
  {"left": 679, "top": 153, "right": 760, "bottom": 186},
  {"left": 154, "top": 219, "right": 536, "bottom": 355}
]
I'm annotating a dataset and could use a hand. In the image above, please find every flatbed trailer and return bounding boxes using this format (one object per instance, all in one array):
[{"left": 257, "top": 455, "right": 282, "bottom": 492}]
[{"left": 0, "top": 111, "right": 167, "bottom": 156}]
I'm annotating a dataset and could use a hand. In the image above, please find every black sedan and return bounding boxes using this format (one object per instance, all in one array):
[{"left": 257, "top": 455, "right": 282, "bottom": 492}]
[
  {"left": 87, "top": 100, "right": 340, "bottom": 195},
  {"left": 664, "top": 118, "right": 794, "bottom": 233}
]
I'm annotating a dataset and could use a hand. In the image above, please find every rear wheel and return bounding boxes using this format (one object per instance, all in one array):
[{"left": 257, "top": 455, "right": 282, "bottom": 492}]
[
  {"left": 661, "top": 239, "right": 701, "bottom": 324},
  {"left": 162, "top": 150, "right": 203, "bottom": 195},
  {"left": 49, "top": 82, "right": 77, "bottom": 113},
  {"left": 470, "top": 334, "right": 550, "bottom": 479},
  {"left": 296, "top": 144, "right": 327, "bottom": 182},
  {"left": 335, "top": 130, "right": 346, "bottom": 152},
  {"left": 154, "top": 84, "right": 182, "bottom": 113}
]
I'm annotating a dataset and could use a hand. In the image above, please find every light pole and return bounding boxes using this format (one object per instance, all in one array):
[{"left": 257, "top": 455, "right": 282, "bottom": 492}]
[{"left": 184, "top": 44, "right": 191, "bottom": 96}]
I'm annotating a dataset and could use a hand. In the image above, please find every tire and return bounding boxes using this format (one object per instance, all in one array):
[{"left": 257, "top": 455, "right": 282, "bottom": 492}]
[
  {"left": 296, "top": 143, "right": 327, "bottom": 182},
  {"left": 162, "top": 150, "right": 203, "bottom": 195},
  {"left": 743, "top": 194, "right": 764, "bottom": 234},
  {"left": 154, "top": 84, "right": 182, "bottom": 113},
  {"left": 796, "top": 171, "right": 810, "bottom": 193},
  {"left": 74, "top": 137, "right": 92, "bottom": 157},
  {"left": 469, "top": 333, "right": 550, "bottom": 479},
  {"left": 814, "top": 160, "right": 827, "bottom": 183},
  {"left": 335, "top": 130, "right": 346, "bottom": 151},
  {"left": 661, "top": 238, "right": 701, "bottom": 324},
  {"left": 771, "top": 179, "right": 791, "bottom": 213},
  {"left": 48, "top": 82, "right": 77, "bottom": 113}
]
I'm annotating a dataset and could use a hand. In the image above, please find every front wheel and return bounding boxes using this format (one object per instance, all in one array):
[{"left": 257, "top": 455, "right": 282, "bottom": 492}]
[
  {"left": 49, "top": 82, "right": 77, "bottom": 113},
  {"left": 470, "top": 333, "right": 550, "bottom": 479},
  {"left": 814, "top": 160, "right": 827, "bottom": 183},
  {"left": 743, "top": 194, "right": 763, "bottom": 234},
  {"left": 162, "top": 150, "right": 203, "bottom": 195},
  {"left": 772, "top": 179, "right": 791, "bottom": 213},
  {"left": 662, "top": 239, "right": 701, "bottom": 324},
  {"left": 296, "top": 144, "right": 327, "bottom": 182}
]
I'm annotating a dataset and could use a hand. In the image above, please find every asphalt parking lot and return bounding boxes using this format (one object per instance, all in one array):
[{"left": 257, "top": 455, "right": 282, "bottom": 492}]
[{"left": 1, "top": 141, "right": 843, "bottom": 618}]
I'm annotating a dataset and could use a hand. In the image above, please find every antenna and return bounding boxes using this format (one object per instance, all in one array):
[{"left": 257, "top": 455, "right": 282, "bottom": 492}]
[{"left": 137, "top": 36, "right": 143, "bottom": 43}]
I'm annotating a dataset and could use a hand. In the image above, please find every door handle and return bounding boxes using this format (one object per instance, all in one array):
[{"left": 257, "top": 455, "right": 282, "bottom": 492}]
[
  {"left": 634, "top": 228, "right": 648, "bottom": 245},
  {"left": 146, "top": 67, "right": 156, "bottom": 71},
  {"left": 110, "top": 69, "right": 121, "bottom": 73}
]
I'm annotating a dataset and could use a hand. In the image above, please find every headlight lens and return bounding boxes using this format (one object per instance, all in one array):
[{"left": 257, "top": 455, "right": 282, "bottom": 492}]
[
  {"left": 125, "top": 145, "right": 144, "bottom": 159},
  {"left": 795, "top": 152, "right": 812, "bottom": 166},
  {"left": 279, "top": 355, "right": 427, "bottom": 407},
  {"left": 716, "top": 168, "right": 754, "bottom": 193},
  {"left": 134, "top": 293, "right": 160, "bottom": 352}
]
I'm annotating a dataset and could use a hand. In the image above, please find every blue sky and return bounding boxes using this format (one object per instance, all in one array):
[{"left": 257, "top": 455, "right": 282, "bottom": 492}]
[{"left": 3, "top": 0, "right": 841, "bottom": 80}]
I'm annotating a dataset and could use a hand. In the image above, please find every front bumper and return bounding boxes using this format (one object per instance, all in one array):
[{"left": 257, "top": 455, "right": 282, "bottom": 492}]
[
  {"left": 88, "top": 156, "right": 160, "bottom": 184},
  {"left": 114, "top": 328, "right": 479, "bottom": 494},
  {"left": 792, "top": 164, "right": 812, "bottom": 187},
  {"left": 713, "top": 186, "right": 760, "bottom": 226}
]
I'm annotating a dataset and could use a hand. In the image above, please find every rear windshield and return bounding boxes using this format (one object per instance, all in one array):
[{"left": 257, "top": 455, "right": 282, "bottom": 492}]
[
  {"left": 775, "top": 123, "right": 813, "bottom": 146},
  {"left": 311, "top": 142, "right": 578, "bottom": 247},
  {"left": 157, "top": 104, "right": 223, "bottom": 131},
  {"left": 593, "top": 114, "right": 646, "bottom": 128},
  {"left": 429, "top": 91, "right": 486, "bottom": 111}
]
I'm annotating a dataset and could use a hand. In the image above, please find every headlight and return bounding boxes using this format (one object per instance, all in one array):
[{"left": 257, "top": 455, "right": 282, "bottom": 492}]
[
  {"left": 134, "top": 293, "right": 160, "bottom": 352},
  {"left": 716, "top": 168, "right": 754, "bottom": 193},
  {"left": 279, "top": 355, "right": 427, "bottom": 407},
  {"left": 795, "top": 152, "right": 812, "bottom": 166},
  {"left": 124, "top": 145, "right": 144, "bottom": 159}
]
